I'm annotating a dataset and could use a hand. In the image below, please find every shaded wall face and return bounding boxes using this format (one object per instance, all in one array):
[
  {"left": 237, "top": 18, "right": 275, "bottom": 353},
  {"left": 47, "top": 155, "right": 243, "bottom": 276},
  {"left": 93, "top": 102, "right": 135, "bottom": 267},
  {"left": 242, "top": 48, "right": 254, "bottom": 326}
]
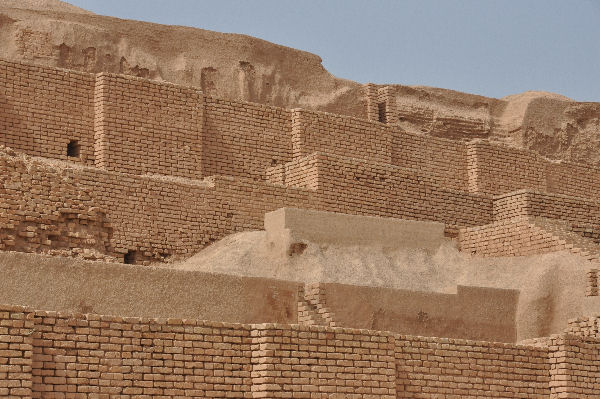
[
  {"left": 316, "top": 283, "right": 518, "bottom": 343},
  {"left": 0, "top": 252, "right": 299, "bottom": 324}
]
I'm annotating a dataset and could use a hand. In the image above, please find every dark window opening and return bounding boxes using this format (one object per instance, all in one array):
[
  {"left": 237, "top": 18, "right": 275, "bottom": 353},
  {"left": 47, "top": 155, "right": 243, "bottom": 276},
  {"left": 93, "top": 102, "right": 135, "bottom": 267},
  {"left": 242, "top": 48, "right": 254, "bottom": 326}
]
[
  {"left": 377, "top": 102, "right": 387, "bottom": 123},
  {"left": 124, "top": 250, "right": 137, "bottom": 265},
  {"left": 67, "top": 140, "right": 81, "bottom": 158}
]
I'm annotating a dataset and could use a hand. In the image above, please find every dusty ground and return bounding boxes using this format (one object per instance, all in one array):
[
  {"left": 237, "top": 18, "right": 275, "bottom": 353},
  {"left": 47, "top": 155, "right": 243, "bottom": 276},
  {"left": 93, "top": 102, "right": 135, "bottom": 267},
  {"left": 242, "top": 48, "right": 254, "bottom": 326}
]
[
  {"left": 171, "top": 230, "right": 600, "bottom": 341},
  {"left": 2, "top": 1, "right": 600, "bottom": 164}
]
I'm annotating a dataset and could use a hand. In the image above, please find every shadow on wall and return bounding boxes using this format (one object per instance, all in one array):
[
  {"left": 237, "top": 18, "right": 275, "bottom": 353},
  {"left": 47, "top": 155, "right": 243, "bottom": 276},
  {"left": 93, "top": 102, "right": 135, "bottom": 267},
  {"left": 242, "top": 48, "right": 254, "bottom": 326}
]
[{"left": 313, "top": 283, "right": 519, "bottom": 343}]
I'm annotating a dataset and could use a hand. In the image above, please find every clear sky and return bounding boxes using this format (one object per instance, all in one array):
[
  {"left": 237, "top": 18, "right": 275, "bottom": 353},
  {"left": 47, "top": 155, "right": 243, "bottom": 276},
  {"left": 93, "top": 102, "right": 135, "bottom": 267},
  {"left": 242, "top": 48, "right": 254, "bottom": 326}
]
[{"left": 65, "top": 0, "right": 600, "bottom": 101}]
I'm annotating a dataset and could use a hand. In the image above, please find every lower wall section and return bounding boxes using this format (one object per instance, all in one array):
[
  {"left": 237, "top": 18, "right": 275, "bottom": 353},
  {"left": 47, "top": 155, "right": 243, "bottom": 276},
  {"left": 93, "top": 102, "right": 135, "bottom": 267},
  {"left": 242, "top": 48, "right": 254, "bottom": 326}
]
[
  {"left": 4, "top": 305, "right": 600, "bottom": 398},
  {"left": 395, "top": 335, "right": 550, "bottom": 398},
  {"left": 0, "top": 307, "right": 33, "bottom": 398}
]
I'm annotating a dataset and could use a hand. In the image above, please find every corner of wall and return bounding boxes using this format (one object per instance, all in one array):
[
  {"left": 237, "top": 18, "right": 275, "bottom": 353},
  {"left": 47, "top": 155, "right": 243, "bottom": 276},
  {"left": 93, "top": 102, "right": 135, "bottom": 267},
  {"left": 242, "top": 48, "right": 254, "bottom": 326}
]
[
  {"left": 364, "top": 83, "right": 379, "bottom": 122},
  {"left": 93, "top": 73, "right": 109, "bottom": 170}
]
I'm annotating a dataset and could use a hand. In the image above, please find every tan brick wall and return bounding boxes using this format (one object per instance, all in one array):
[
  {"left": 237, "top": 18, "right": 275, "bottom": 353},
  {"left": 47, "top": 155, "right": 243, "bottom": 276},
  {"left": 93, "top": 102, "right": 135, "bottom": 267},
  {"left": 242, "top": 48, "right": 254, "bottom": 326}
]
[
  {"left": 493, "top": 190, "right": 600, "bottom": 226},
  {"left": 393, "top": 131, "right": 469, "bottom": 191},
  {"left": 0, "top": 306, "right": 33, "bottom": 398},
  {"left": 395, "top": 335, "right": 550, "bottom": 398},
  {"left": 0, "top": 148, "right": 115, "bottom": 261},
  {"left": 546, "top": 160, "right": 600, "bottom": 200},
  {"left": 30, "top": 311, "right": 254, "bottom": 398},
  {"left": 15, "top": 304, "right": 600, "bottom": 398},
  {"left": 459, "top": 217, "right": 569, "bottom": 257},
  {"left": 467, "top": 140, "right": 547, "bottom": 195},
  {"left": 546, "top": 334, "right": 600, "bottom": 398},
  {"left": 0, "top": 59, "right": 95, "bottom": 164},
  {"left": 568, "top": 316, "right": 600, "bottom": 338},
  {"left": 291, "top": 108, "right": 394, "bottom": 164},
  {"left": 1, "top": 148, "right": 494, "bottom": 262},
  {"left": 94, "top": 73, "right": 203, "bottom": 178},
  {"left": 250, "top": 324, "right": 396, "bottom": 398},
  {"left": 285, "top": 152, "right": 494, "bottom": 234},
  {"left": 203, "top": 96, "right": 292, "bottom": 180}
]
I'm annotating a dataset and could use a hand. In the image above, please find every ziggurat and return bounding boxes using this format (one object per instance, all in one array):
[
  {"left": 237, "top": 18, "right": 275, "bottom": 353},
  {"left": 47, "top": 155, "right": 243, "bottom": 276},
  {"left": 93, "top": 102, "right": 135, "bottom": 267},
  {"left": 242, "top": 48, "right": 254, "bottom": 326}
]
[{"left": 1, "top": 2, "right": 600, "bottom": 398}]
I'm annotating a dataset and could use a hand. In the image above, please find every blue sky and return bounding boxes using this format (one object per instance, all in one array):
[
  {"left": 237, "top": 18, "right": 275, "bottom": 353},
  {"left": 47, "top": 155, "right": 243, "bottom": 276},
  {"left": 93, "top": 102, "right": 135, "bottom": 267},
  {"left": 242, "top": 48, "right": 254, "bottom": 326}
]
[{"left": 66, "top": 0, "right": 600, "bottom": 101}]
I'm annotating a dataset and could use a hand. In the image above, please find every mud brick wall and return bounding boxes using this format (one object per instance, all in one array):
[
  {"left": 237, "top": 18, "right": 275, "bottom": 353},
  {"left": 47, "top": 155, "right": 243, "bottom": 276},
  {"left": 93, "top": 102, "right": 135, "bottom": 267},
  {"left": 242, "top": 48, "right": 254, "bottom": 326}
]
[
  {"left": 546, "top": 334, "right": 600, "bottom": 398},
  {"left": 395, "top": 335, "right": 550, "bottom": 398},
  {"left": 0, "top": 148, "right": 317, "bottom": 261},
  {"left": 393, "top": 131, "right": 469, "bottom": 191},
  {"left": 203, "top": 96, "right": 292, "bottom": 180},
  {"left": 4, "top": 304, "right": 600, "bottom": 398},
  {"left": 0, "top": 306, "right": 33, "bottom": 398},
  {"left": 494, "top": 190, "right": 600, "bottom": 226},
  {"left": 287, "top": 152, "right": 494, "bottom": 232},
  {"left": 266, "top": 155, "right": 320, "bottom": 190},
  {"left": 250, "top": 324, "right": 396, "bottom": 398},
  {"left": 67, "top": 168, "right": 317, "bottom": 260},
  {"left": 1, "top": 147, "right": 495, "bottom": 262},
  {"left": 467, "top": 140, "right": 547, "bottom": 195},
  {"left": 94, "top": 73, "right": 203, "bottom": 178},
  {"left": 0, "top": 59, "right": 95, "bottom": 164},
  {"left": 568, "top": 316, "right": 600, "bottom": 338},
  {"left": 0, "top": 149, "right": 114, "bottom": 261},
  {"left": 459, "top": 217, "right": 569, "bottom": 257},
  {"left": 30, "top": 311, "right": 254, "bottom": 398},
  {"left": 291, "top": 108, "right": 394, "bottom": 163},
  {"left": 546, "top": 160, "right": 600, "bottom": 200}
]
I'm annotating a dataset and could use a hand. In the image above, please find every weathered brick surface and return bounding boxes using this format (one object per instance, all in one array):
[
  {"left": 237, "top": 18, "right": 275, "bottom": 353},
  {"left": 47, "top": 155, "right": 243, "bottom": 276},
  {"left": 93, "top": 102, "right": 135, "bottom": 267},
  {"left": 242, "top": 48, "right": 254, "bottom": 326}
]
[
  {"left": 459, "top": 217, "right": 571, "bottom": 257},
  {"left": 291, "top": 108, "right": 394, "bottom": 164},
  {"left": 546, "top": 334, "right": 600, "bottom": 398},
  {"left": 393, "top": 131, "right": 469, "bottom": 191},
  {"left": 203, "top": 97, "right": 292, "bottom": 180},
  {"left": 286, "top": 152, "right": 493, "bottom": 234},
  {"left": 1, "top": 148, "right": 496, "bottom": 262},
  {"left": 7, "top": 304, "right": 600, "bottom": 398},
  {"left": 0, "top": 306, "right": 33, "bottom": 398},
  {"left": 467, "top": 140, "right": 547, "bottom": 195},
  {"left": 0, "top": 59, "right": 95, "bottom": 164},
  {"left": 395, "top": 335, "right": 550, "bottom": 398},
  {"left": 94, "top": 73, "right": 203, "bottom": 178},
  {"left": 546, "top": 160, "right": 600, "bottom": 200},
  {"left": 3, "top": 304, "right": 600, "bottom": 398},
  {"left": 493, "top": 190, "right": 600, "bottom": 225}
]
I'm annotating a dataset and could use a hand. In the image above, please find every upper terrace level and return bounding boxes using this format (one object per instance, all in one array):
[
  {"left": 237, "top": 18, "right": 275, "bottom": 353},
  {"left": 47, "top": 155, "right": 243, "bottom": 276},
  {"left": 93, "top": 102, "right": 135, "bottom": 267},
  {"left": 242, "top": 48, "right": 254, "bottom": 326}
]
[{"left": 1, "top": 58, "right": 599, "bottom": 201}]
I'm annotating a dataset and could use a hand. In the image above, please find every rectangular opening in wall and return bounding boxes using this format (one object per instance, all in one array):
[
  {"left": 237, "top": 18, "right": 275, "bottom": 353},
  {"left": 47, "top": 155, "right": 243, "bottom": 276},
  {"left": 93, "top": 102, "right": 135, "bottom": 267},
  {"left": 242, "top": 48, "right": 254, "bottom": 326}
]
[
  {"left": 377, "top": 102, "right": 387, "bottom": 123},
  {"left": 67, "top": 140, "right": 81, "bottom": 158},
  {"left": 124, "top": 250, "right": 138, "bottom": 265}
]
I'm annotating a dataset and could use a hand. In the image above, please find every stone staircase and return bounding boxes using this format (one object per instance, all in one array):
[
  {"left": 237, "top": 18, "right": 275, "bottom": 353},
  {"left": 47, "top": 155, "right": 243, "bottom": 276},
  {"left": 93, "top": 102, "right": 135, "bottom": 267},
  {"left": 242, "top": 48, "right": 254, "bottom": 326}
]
[{"left": 297, "top": 284, "right": 337, "bottom": 327}]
